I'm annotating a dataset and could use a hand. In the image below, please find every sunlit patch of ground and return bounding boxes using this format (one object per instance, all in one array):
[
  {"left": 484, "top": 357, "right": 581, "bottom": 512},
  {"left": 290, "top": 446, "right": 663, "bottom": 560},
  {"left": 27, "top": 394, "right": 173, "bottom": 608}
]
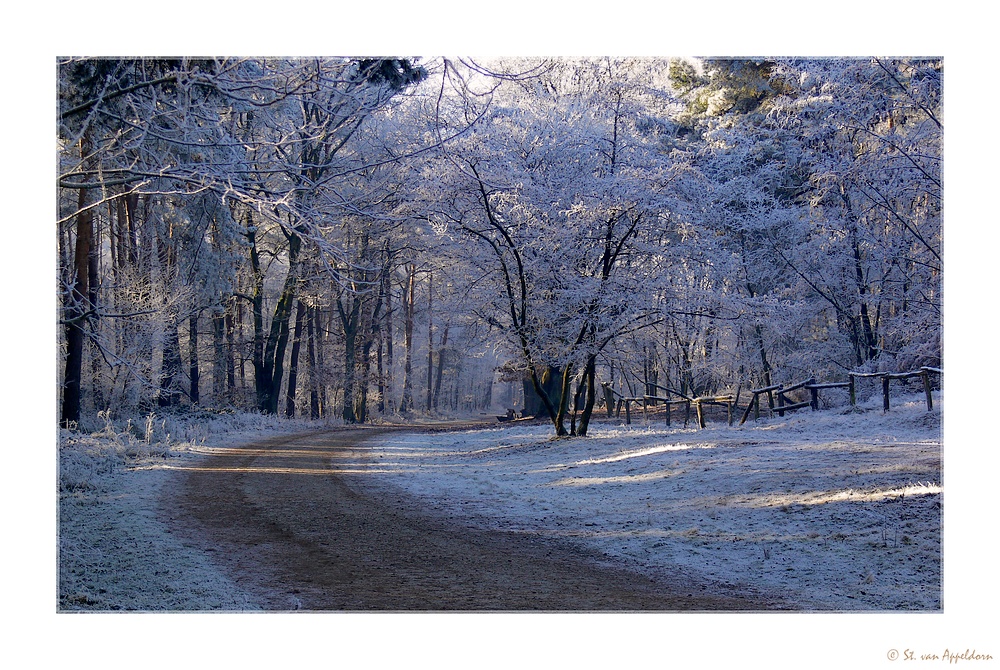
[{"left": 361, "top": 395, "right": 942, "bottom": 610}]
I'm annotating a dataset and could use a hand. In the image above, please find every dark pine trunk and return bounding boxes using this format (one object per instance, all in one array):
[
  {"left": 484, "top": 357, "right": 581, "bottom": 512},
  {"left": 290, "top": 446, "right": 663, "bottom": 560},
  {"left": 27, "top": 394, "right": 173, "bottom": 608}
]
[
  {"left": 246, "top": 216, "right": 304, "bottom": 414},
  {"left": 158, "top": 316, "right": 182, "bottom": 407},
  {"left": 61, "top": 135, "right": 95, "bottom": 427},
  {"left": 189, "top": 311, "right": 200, "bottom": 404},
  {"left": 307, "top": 305, "right": 321, "bottom": 419},
  {"left": 285, "top": 299, "right": 306, "bottom": 418}
]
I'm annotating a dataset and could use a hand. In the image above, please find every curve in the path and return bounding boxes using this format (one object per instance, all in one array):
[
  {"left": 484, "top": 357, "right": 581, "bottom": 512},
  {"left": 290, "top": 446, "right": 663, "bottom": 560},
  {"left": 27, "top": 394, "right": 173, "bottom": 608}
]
[{"left": 163, "top": 426, "right": 785, "bottom": 611}]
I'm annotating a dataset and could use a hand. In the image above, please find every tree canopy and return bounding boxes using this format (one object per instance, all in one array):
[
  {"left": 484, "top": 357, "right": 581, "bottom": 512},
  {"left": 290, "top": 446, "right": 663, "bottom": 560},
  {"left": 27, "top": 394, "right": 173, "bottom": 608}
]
[{"left": 57, "top": 57, "right": 942, "bottom": 435}]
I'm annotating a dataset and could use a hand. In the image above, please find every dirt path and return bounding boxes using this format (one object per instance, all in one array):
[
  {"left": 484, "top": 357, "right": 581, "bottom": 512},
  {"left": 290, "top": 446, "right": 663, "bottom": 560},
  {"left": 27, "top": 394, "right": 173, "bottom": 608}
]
[{"left": 163, "top": 424, "right": 785, "bottom": 611}]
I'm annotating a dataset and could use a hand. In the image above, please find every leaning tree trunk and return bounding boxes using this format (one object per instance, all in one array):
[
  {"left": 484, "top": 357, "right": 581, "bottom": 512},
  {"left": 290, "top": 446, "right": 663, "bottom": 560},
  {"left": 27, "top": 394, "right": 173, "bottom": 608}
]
[
  {"left": 261, "top": 261, "right": 298, "bottom": 415},
  {"left": 253, "top": 226, "right": 302, "bottom": 415}
]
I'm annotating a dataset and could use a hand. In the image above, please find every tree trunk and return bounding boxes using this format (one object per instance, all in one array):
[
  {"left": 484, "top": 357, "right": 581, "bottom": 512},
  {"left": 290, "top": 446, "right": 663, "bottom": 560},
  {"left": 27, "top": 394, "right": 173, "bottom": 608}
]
[
  {"left": 225, "top": 308, "right": 237, "bottom": 397},
  {"left": 252, "top": 224, "right": 302, "bottom": 415},
  {"left": 852, "top": 231, "right": 879, "bottom": 363},
  {"left": 483, "top": 373, "right": 494, "bottom": 412},
  {"left": 262, "top": 239, "right": 300, "bottom": 414},
  {"left": 248, "top": 221, "right": 267, "bottom": 409},
  {"left": 358, "top": 331, "right": 375, "bottom": 424},
  {"left": 189, "top": 311, "right": 200, "bottom": 404},
  {"left": 426, "top": 273, "right": 433, "bottom": 412},
  {"left": 285, "top": 299, "right": 306, "bottom": 418},
  {"left": 61, "top": 135, "right": 95, "bottom": 427},
  {"left": 432, "top": 323, "right": 449, "bottom": 410},
  {"left": 575, "top": 355, "right": 598, "bottom": 436},
  {"left": 376, "top": 327, "right": 385, "bottom": 414},
  {"left": 399, "top": 265, "right": 416, "bottom": 413},
  {"left": 523, "top": 365, "right": 563, "bottom": 432},
  {"left": 554, "top": 363, "right": 576, "bottom": 435},
  {"left": 156, "top": 205, "right": 182, "bottom": 407},
  {"left": 383, "top": 271, "right": 394, "bottom": 413},
  {"left": 316, "top": 307, "right": 328, "bottom": 414},
  {"left": 842, "top": 186, "right": 880, "bottom": 365},
  {"left": 555, "top": 319, "right": 594, "bottom": 434},
  {"left": 340, "top": 295, "right": 360, "bottom": 423},
  {"left": 357, "top": 258, "right": 388, "bottom": 423},
  {"left": 212, "top": 310, "right": 226, "bottom": 400},
  {"left": 755, "top": 324, "right": 772, "bottom": 389},
  {"left": 158, "top": 315, "right": 182, "bottom": 407},
  {"left": 307, "top": 305, "right": 321, "bottom": 419},
  {"left": 88, "top": 207, "right": 103, "bottom": 411}
]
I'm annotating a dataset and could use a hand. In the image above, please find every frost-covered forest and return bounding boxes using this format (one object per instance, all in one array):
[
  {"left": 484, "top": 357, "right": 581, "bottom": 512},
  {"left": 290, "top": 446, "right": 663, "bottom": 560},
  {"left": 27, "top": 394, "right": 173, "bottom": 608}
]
[
  {"left": 39, "top": 40, "right": 1000, "bottom": 668},
  {"left": 57, "top": 57, "right": 941, "bottom": 434}
]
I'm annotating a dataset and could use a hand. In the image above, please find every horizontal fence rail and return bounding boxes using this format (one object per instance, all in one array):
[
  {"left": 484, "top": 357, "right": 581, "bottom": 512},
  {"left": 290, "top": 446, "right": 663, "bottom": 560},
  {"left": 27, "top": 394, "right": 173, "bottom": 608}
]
[{"left": 600, "top": 368, "right": 941, "bottom": 429}]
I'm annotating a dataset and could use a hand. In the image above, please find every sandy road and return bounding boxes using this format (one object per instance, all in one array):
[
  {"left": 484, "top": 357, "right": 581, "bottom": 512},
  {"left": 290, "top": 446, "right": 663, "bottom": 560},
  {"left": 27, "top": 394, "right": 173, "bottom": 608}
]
[{"left": 163, "top": 424, "right": 783, "bottom": 611}]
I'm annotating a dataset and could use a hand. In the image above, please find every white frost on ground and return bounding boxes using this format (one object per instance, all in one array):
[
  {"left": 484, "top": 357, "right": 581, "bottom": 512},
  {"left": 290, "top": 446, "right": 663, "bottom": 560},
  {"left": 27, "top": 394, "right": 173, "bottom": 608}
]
[
  {"left": 361, "top": 393, "right": 943, "bottom": 611},
  {"left": 54, "top": 395, "right": 943, "bottom": 612},
  {"left": 57, "top": 411, "right": 325, "bottom": 611},
  {"left": 28, "top": 389, "right": 1000, "bottom": 669}
]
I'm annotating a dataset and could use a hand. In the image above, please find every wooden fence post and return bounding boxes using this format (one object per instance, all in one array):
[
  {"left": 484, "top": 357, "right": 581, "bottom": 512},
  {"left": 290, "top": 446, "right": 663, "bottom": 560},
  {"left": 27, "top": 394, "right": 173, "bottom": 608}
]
[
  {"left": 603, "top": 383, "right": 615, "bottom": 418},
  {"left": 696, "top": 400, "right": 705, "bottom": 429},
  {"left": 882, "top": 375, "right": 890, "bottom": 413},
  {"left": 849, "top": 375, "right": 856, "bottom": 406},
  {"left": 921, "top": 370, "right": 933, "bottom": 411},
  {"left": 808, "top": 377, "right": 818, "bottom": 410},
  {"left": 738, "top": 392, "right": 758, "bottom": 426},
  {"left": 776, "top": 387, "right": 785, "bottom": 417}
]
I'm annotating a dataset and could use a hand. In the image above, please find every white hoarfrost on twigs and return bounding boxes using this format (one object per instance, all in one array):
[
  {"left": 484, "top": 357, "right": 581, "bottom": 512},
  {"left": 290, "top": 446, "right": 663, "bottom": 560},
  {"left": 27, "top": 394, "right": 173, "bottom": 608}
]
[
  {"left": 362, "top": 392, "right": 942, "bottom": 611},
  {"left": 57, "top": 393, "right": 941, "bottom": 611}
]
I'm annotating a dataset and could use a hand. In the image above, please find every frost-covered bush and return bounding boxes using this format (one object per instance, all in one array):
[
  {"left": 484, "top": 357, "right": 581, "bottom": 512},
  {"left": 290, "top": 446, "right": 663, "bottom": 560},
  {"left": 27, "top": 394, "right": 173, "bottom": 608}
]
[
  {"left": 58, "top": 429, "right": 126, "bottom": 494},
  {"left": 59, "top": 408, "right": 325, "bottom": 495}
]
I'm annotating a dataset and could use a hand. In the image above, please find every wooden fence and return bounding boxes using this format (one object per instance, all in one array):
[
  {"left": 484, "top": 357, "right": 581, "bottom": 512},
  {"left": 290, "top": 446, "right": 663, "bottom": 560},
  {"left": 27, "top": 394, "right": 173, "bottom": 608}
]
[
  {"left": 602, "top": 382, "right": 735, "bottom": 429},
  {"left": 601, "top": 367, "right": 941, "bottom": 429}
]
